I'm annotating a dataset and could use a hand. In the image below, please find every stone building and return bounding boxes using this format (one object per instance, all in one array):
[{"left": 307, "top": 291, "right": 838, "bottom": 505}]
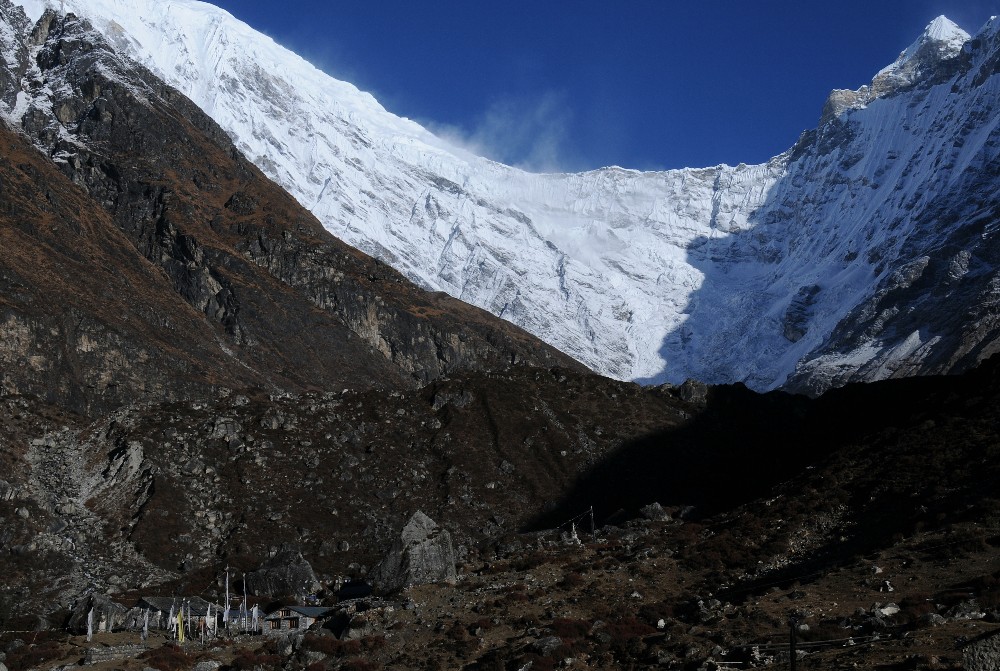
[{"left": 264, "top": 606, "right": 332, "bottom": 635}]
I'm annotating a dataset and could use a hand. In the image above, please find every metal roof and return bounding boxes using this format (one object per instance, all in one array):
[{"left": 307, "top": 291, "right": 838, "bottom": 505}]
[{"left": 266, "top": 606, "right": 332, "bottom": 618}]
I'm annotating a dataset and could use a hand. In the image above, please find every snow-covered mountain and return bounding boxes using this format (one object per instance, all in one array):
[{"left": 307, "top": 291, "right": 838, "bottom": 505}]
[{"left": 8, "top": 1, "right": 1000, "bottom": 392}]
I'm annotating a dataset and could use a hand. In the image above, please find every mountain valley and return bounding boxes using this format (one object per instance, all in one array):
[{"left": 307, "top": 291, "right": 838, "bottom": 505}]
[{"left": 0, "top": 2, "right": 998, "bottom": 671}]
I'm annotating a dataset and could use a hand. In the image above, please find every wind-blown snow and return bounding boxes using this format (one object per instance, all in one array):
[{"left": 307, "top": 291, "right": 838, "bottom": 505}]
[{"left": 10, "top": 1, "right": 1000, "bottom": 393}]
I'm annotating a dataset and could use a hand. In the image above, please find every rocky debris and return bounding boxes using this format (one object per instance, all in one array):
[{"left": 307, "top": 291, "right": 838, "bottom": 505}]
[
  {"left": 532, "top": 636, "right": 563, "bottom": 656},
  {"left": 192, "top": 661, "right": 222, "bottom": 671},
  {"left": 270, "top": 633, "right": 304, "bottom": 658},
  {"left": 431, "top": 388, "right": 474, "bottom": 410},
  {"left": 921, "top": 613, "right": 947, "bottom": 626},
  {"left": 295, "top": 648, "right": 328, "bottom": 667},
  {"left": 639, "top": 502, "right": 672, "bottom": 522},
  {"left": 677, "top": 380, "right": 709, "bottom": 404},
  {"left": 370, "top": 511, "right": 457, "bottom": 594},
  {"left": 949, "top": 600, "right": 986, "bottom": 621},
  {"left": 782, "top": 284, "right": 821, "bottom": 343},
  {"left": 244, "top": 547, "right": 321, "bottom": 598},
  {"left": 330, "top": 599, "right": 396, "bottom": 640}
]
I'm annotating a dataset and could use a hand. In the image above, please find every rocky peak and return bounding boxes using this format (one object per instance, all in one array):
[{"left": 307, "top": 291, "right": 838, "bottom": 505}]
[
  {"left": 870, "top": 16, "right": 969, "bottom": 94},
  {"left": 821, "top": 16, "right": 970, "bottom": 125}
]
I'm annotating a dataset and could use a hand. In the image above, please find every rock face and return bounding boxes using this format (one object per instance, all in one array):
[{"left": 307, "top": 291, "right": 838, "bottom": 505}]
[
  {"left": 67, "top": 593, "right": 129, "bottom": 634},
  {"left": 244, "top": 548, "right": 321, "bottom": 598},
  {"left": 369, "top": 512, "right": 457, "bottom": 594},
  {"left": 965, "top": 632, "right": 1000, "bottom": 671}
]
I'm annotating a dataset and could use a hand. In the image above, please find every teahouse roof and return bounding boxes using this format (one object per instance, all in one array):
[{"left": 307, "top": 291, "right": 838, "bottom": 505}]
[{"left": 266, "top": 605, "right": 332, "bottom": 619}]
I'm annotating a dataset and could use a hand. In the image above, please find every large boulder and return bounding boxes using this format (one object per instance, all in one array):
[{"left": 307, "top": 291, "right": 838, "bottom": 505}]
[
  {"left": 244, "top": 547, "right": 321, "bottom": 598},
  {"left": 965, "top": 630, "right": 1000, "bottom": 671},
  {"left": 369, "top": 511, "right": 456, "bottom": 594},
  {"left": 68, "top": 593, "right": 129, "bottom": 634}
]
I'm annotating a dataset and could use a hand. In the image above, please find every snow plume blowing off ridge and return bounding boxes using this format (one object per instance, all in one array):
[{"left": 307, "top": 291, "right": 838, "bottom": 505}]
[
  {"left": 427, "top": 91, "right": 580, "bottom": 173},
  {"left": 8, "top": 2, "right": 1000, "bottom": 395}
]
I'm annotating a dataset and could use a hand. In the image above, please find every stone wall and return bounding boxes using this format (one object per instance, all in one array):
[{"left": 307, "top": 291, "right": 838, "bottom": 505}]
[{"left": 83, "top": 644, "right": 147, "bottom": 665}]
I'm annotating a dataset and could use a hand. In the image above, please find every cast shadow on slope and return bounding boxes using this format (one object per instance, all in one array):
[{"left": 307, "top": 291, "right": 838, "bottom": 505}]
[
  {"left": 630, "top": 150, "right": 808, "bottom": 391},
  {"left": 526, "top": 355, "right": 1000, "bottom": 534},
  {"left": 639, "top": 110, "right": 1000, "bottom": 392},
  {"left": 526, "top": 383, "right": 818, "bottom": 531}
]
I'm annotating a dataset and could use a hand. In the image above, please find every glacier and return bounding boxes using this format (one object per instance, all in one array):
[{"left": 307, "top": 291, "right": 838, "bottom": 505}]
[{"left": 8, "top": 1, "right": 1000, "bottom": 393}]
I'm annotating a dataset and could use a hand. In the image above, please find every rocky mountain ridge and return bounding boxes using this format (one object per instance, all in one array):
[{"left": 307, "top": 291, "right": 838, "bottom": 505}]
[
  {"left": 0, "top": 1, "right": 578, "bottom": 415},
  {"left": 12, "top": 0, "right": 1000, "bottom": 392}
]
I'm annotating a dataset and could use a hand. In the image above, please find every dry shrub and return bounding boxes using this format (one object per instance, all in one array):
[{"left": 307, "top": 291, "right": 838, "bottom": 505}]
[
  {"left": 558, "top": 572, "right": 586, "bottom": 590},
  {"left": 483, "top": 561, "right": 510, "bottom": 575},
  {"left": 550, "top": 617, "right": 590, "bottom": 639},
  {"left": 301, "top": 632, "right": 373, "bottom": 657},
  {"left": 446, "top": 621, "right": 469, "bottom": 641},
  {"left": 518, "top": 653, "right": 556, "bottom": 671},
  {"left": 898, "top": 595, "right": 936, "bottom": 622},
  {"left": 469, "top": 650, "right": 507, "bottom": 671},
  {"left": 510, "top": 551, "right": 549, "bottom": 572},
  {"left": 302, "top": 632, "right": 341, "bottom": 655},
  {"left": 471, "top": 617, "right": 495, "bottom": 632},
  {"left": 138, "top": 643, "right": 196, "bottom": 671},
  {"left": 606, "top": 616, "right": 657, "bottom": 644},
  {"left": 229, "top": 648, "right": 283, "bottom": 670},
  {"left": 798, "top": 619, "right": 852, "bottom": 641},
  {"left": 5, "top": 640, "right": 65, "bottom": 671},
  {"left": 503, "top": 583, "right": 528, "bottom": 604},
  {"left": 638, "top": 601, "right": 675, "bottom": 623},
  {"left": 341, "top": 640, "right": 363, "bottom": 655},
  {"left": 973, "top": 571, "right": 1000, "bottom": 610},
  {"left": 361, "top": 635, "right": 387, "bottom": 651},
  {"left": 343, "top": 659, "right": 380, "bottom": 671}
]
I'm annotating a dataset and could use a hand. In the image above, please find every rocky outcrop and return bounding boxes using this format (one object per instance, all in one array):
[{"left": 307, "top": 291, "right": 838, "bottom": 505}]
[
  {"left": 244, "top": 548, "right": 321, "bottom": 598},
  {"left": 369, "top": 512, "right": 457, "bottom": 594},
  {"left": 782, "top": 285, "right": 821, "bottom": 343},
  {"left": 68, "top": 593, "right": 129, "bottom": 634},
  {"left": 965, "top": 631, "right": 1000, "bottom": 671}
]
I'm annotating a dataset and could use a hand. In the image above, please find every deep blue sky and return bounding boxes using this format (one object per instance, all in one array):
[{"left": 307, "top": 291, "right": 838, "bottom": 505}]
[{"left": 208, "top": 0, "right": 1000, "bottom": 172}]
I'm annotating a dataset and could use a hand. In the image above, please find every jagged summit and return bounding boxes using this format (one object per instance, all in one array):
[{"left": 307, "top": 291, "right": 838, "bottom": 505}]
[
  {"left": 873, "top": 15, "right": 969, "bottom": 88},
  {"left": 922, "top": 15, "right": 968, "bottom": 42},
  {"left": 821, "top": 16, "right": 970, "bottom": 124}
]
